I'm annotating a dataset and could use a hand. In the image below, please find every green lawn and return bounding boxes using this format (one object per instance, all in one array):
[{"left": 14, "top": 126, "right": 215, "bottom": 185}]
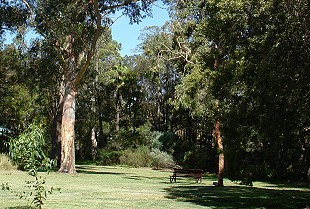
[{"left": 0, "top": 165, "right": 309, "bottom": 209}]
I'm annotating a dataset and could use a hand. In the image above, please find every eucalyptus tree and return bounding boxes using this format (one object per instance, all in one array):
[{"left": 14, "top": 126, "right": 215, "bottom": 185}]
[
  {"left": 19, "top": 0, "right": 156, "bottom": 173},
  {"left": 0, "top": 45, "right": 36, "bottom": 134},
  {"left": 75, "top": 33, "right": 122, "bottom": 159},
  {"left": 138, "top": 25, "right": 178, "bottom": 131},
  {"left": 161, "top": 0, "right": 232, "bottom": 186}
]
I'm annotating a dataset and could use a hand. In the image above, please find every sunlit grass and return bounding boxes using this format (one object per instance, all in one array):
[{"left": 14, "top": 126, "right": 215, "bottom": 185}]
[{"left": 0, "top": 165, "right": 309, "bottom": 209}]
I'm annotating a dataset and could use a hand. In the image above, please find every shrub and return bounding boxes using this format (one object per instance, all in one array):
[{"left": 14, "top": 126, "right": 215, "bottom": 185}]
[
  {"left": 158, "top": 131, "right": 178, "bottom": 155},
  {"left": 149, "top": 148, "right": 175, "bottom": 169},
  {"left": 2, "top": 124, "right": 60, "bottom": 209},
  {"left": 150, "top": 132, "right": 163, "bottom": 150},
  {"left": 0, "top": 153, "right": 16, "bottom": 170},
  {"left": 119, "top": 146, "right": 151, "bottom": 167},
  {"left": 97, "top": 149, "right": 122, "bottom": 165},
  {"left": 9, "top": 122, "right": 55, "bottom": 171}
]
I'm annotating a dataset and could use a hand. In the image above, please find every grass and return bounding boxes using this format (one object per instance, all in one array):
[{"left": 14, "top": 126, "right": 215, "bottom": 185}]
[{"left": 0, "top": 165, "right": 309, "bottom": 209}]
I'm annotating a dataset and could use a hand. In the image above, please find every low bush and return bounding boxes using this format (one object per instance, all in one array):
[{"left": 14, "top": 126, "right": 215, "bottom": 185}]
[
  {"left": 119, "top": 146, "right": 151, "bottom": 167},
  {"left": 9, "top": 122, "right": 55, "bottom": 171},
  {"left": 119, "top": 146, "right": 176, "bottom": 169},
  {"left": 149, "top": 148, "right": 175, "bottom": 169},
  {"left": 97, "top": 149, "right": 122, "bottom": 165},
  {"left": 0, "top": 153, "right": 16, "bottom": 170}
]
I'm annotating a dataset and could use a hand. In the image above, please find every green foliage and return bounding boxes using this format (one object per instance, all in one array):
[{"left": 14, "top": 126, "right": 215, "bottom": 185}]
[
  {"left": 119, "top": 146, "right": 176, "bottom": 169},
  {"left": 183, "top": 146, "right": 217, "bottom": 173},
  {"left": 0, "top": 1, "right": 29, "bottom": 36},
  {"left": 149, "top": 148, "right": 175, "bottom": 169},
  {"left": 1, "top": 172, "right": 61, "bottom": 209},
  {"left": 9, "top": 122, "right": 55, "bottom": 171},
  {"left": 159, "top": 0, "right": 310, "bottom": 183},
  {"left": 26, "top": 175, "right": 61, "bottom": 208},
  {"left": 96, "top": 149, "right": 122, "bottom": 166},
  {"left": 157, "top": 131, "right": 179, "bottom": 155},
  {"left": 2, "top": 0, "right": 309, "bottom": 185},
  {"left": 119, "top": 146, "right": 151, "bottom": 167},
  {"left": 134, "top": 123, "right": 159, "bottom": 147},
  {"left": 0, "top": 45, "right": 41, "bottom": 133},
  {"left": 3, "top": 122, "right": 60, "bottom": 208},
  {"left": 0, "top": 153, "right": 16, "bottom": 170}
]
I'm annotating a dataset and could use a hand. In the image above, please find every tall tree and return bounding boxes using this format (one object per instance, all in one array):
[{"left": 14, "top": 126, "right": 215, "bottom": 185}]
[
  {"left": 138, "top": 25, "right": 178, "bottom": 131},
  {"left": 21, "top": 0, "right": 155, "bottom": 173}
]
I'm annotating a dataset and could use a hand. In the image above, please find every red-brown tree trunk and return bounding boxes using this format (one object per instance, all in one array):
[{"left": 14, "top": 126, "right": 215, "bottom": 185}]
[
  {"left": 215, "top": 120, "right": 224, "bottom": 186},
  {"left": 116, "top": 90, "right": 121, "bottom": 134},
  {"left": 58, "top": 81, "right": 76, "bottom": 173}
]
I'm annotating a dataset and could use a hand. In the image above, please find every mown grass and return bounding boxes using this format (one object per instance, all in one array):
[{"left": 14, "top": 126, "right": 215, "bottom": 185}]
[{"left": 0, "top": 165, "right": 309, "bottom": 209}]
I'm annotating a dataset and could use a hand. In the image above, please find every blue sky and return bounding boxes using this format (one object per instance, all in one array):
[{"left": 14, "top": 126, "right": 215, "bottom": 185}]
[
  {"left": 111, "top": 3, "right": 170, "bottom": 56},
  {"left": 3, "top": 3, "right": 169, "bottom": 57}
]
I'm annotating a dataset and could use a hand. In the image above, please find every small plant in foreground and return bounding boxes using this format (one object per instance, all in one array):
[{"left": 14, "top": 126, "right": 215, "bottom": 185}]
[
  {"left": 2, "top": 170, "right": 61, "bottom": 209},
  {"left": 2, "top": 122, "right": 61, "bottom": 208}
]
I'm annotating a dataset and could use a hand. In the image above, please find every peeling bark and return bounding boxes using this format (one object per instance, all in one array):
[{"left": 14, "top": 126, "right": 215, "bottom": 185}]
[
  {"left": 58, "top": 81, "right": 76, "bottom": 173},
  {"left": 215, "top": 120, "right": 224, "bottom": 186}
]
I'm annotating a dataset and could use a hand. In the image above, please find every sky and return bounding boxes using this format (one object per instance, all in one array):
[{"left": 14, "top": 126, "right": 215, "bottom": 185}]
[
  {"left": 3, "top": 3, "right": 170, "bottom": 57},
  {"left": 111, "top": 3, "right": 170, "bottom": 56}
]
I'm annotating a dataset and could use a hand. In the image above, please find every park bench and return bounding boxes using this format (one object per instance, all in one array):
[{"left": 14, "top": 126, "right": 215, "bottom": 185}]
[{"left": 170, "top": 168, "right": 204, "bottom": 183}]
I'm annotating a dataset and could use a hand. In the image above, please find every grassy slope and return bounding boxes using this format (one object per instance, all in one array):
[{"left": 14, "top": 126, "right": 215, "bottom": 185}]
[{"left": 0, "top": 165, "right": 309, "bottom": 209}]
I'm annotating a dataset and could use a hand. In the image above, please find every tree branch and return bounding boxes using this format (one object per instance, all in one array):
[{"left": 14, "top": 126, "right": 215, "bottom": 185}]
[
  {"left": 21, "top": 0, "right": 32, "bottom": 12},
  {"left": 72, "top": 0, "right": 102, "bottom": 88},
  {"left": 158, "top": 38, "right": 194, "bottom": 65},
  {"left": 21, "top": 0, "right": 35, "bottom": 23},
  {"left": 103, "top": 0, "right": 139, "bottom": 11}
]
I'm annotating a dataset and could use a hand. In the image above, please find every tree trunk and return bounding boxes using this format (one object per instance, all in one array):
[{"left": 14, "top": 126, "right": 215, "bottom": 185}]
[
  {"left": 91, "top": 127, "right": 97, "bottom": 160},
  {"left": 51, "top": 105, "right": 62, "bottom": 166},
  {"left": 96, "top": 90, "right": 105, "bottom": 148},
  {"left": 51, "top": 78, "right": 65, "bottom": 166},
  {"left": 215, "top": 120, "right": 224, "bottom": 186},
  {"left": 58, "top": 81, "right": 76, "bottom": 173},
  {"left": 116, "top": 90, "right": 121, "bottom": 134},
  {"left": 57, "top": 0, "right": 102, "bottom": 173}
]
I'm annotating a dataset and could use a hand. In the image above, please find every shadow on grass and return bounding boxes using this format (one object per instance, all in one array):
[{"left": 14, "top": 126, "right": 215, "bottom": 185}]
[
  {"left": 5, "top": 206, "right": 35, "bottom": 209},
  {"left": 123, "top": 175, "right": 171, "bottom": 184},
  {"left": 165, "top": 185, "right": 310, "bottom": 209},
  {"left": 76, "top": 165, "right": 127, "bottom": 175},
  {"left": 265, "top": 181, "right": 310, "bottom": 190}
]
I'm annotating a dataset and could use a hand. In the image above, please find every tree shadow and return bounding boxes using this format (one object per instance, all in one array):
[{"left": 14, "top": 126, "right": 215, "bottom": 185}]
[
  {"left": 165, "top": 185, "right": 310, "bottom": 209},
  {"left": 265, "top": 181, "right": 310, "bottom": 190},
  {"left": 76, "top": 165, "right": 128, "bottom": 175},
  {"left": 122, "top": 175, "right": 171, "bottom": 184}
]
